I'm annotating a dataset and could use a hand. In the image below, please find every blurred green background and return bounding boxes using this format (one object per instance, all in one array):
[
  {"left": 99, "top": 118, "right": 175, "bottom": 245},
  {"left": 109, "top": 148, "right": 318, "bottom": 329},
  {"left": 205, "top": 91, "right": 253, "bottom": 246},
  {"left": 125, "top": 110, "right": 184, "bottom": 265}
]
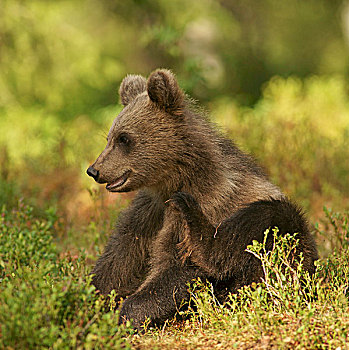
[{"left": 1, "top": 0, "right": 349, "bottom": 240}]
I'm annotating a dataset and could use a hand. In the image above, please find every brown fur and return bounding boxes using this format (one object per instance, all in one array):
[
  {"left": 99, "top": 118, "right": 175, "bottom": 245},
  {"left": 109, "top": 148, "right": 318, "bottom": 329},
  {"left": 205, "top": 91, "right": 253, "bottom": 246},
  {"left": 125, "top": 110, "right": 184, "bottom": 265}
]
[
  {"left": 119, "top": 75, "right": 146, "bottom": 106},
  {"left": 87, "top": 69, "right": 318, "bottom": 330}
]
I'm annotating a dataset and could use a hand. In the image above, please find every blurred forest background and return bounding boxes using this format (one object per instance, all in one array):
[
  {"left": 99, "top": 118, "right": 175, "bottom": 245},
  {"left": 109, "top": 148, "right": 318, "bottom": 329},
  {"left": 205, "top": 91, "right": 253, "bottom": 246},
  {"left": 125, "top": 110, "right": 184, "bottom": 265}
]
[{"left": 1, "top": 0, "right": 349, "bottom": 253}]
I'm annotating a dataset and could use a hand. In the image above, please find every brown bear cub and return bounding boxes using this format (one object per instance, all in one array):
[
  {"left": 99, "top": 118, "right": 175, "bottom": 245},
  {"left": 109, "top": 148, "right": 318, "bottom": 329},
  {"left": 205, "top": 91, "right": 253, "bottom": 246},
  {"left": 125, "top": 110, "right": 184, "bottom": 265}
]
[{"left": 86, "top": 69, "right": 318, "bottom": 330}]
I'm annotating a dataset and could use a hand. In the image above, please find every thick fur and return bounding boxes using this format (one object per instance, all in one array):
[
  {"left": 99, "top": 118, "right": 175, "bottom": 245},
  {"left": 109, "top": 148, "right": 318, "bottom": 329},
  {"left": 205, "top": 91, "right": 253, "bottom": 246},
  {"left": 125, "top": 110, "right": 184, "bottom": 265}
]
[{"left": 87, "top": 69, "right": 318, "bottom": 330}]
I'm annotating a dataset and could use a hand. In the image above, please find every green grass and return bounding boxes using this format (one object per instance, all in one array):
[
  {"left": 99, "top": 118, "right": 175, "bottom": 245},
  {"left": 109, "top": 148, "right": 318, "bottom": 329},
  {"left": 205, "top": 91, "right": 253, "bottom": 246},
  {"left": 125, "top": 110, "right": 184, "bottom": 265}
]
[{"left": 1, "top": 200, "right": 348, "bottom": 349}]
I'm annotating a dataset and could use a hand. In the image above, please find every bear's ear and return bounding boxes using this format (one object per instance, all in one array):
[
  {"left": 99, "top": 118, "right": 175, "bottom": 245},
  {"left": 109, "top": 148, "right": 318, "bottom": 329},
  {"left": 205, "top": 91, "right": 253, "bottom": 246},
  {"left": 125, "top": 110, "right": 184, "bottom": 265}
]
[
  {"left": 119, "top": 74, "right": 147, "bottom": 106},
  {"left": 147, "top": 69, "right": 185, "bottom": 116}
]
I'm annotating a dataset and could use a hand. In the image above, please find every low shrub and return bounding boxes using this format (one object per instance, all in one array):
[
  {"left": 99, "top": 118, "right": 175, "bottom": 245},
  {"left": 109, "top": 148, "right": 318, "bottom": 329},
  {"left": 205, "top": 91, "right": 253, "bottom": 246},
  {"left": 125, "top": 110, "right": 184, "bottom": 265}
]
[{"left": 0, "top": 202, "right": 133, "bottom": 349}]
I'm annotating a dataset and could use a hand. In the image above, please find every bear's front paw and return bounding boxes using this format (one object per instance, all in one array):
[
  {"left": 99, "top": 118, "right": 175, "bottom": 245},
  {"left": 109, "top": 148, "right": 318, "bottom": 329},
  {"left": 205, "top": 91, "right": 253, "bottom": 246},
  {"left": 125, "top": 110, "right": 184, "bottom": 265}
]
[{"left": 118, "top": 296, "right": 147, "bottom": 332}]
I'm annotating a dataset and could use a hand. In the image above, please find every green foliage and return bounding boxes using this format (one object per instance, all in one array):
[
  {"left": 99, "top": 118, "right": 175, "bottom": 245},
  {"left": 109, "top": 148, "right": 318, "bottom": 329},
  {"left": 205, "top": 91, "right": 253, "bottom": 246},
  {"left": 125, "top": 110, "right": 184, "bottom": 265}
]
[
  {"left": 316, "top": 208, "right": 349, "bottom": 294},
  {"left": 0, "top": 105, "right": 120, "bottom": 172},
  {"left": 0, "top": 178, "right": 19, "bottom": 209},
  {"left": 0, "top": 0, "right": 123, "bottom": 118},
  {"left": 1, "top": 0, "right": 348, "bottom": 114},
  {"left": 245, "top": 229, "right": 315, "bottom": 311},
  {"left": 317, "top": 207, "right": 349, "bottom": 252},
  {"left": 0, "top": 202, "right": 57, "bottom": 278},
  {"left": 0, "top": 202, "right": 133, "bottom": 349}
]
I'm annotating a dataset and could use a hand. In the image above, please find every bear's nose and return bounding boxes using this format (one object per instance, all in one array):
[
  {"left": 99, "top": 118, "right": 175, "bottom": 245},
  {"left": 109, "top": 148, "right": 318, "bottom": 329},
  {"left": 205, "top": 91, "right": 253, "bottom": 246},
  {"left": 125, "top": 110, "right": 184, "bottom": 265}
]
[{"left": 86, "top": 166, "right": 99, "bottom": 180}]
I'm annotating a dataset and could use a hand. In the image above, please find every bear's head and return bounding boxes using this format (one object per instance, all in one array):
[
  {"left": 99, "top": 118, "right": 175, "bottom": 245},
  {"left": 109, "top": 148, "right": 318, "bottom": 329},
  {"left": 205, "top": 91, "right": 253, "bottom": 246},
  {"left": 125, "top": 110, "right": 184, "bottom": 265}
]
[{"left": 87, "top": 69, "right": 191, "bottom": 193}]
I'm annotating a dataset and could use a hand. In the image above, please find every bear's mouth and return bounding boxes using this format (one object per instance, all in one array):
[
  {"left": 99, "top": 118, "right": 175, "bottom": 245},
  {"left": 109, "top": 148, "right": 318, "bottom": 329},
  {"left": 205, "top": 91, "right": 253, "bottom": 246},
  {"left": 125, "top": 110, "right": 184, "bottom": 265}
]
[{"left": 106, "top": 170, "right": 132, "bottom": 192}]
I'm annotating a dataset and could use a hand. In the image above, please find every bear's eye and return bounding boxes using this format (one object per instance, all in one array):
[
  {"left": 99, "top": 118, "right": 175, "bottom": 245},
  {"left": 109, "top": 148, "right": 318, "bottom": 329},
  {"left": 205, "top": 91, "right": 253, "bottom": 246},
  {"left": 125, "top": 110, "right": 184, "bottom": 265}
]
[{"left": 117, "top": 133, "right": 131, "bottom": 147}]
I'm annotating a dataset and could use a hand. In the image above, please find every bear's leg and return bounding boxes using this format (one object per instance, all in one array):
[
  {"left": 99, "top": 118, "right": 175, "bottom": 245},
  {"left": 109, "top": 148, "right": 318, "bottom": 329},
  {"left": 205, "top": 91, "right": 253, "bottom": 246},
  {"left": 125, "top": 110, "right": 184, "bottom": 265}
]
[
  {"left": 117, "top": 205, "right": 204, "bottom": 331},
  {"left": 91, "top": 191, "right": 164, "bottom": 298},
  {"left": 169, "top": 192, "right": 317, "bottom": 285},
  {"left": 92, "top": 231, "right": 150, "bottom": 298}
]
